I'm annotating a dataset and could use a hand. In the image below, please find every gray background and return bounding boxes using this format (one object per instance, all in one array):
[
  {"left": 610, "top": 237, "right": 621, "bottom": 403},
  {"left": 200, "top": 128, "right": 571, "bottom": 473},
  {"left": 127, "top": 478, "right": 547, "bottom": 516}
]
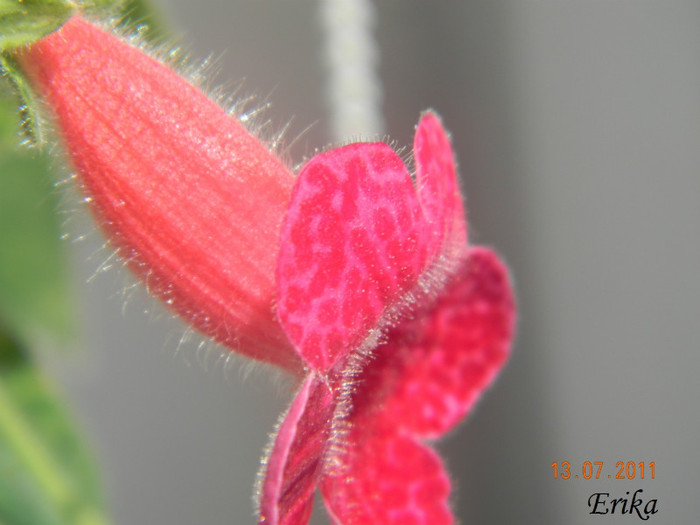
[{"left": 49, "top": 1, "right": 700, "bottom": 524}]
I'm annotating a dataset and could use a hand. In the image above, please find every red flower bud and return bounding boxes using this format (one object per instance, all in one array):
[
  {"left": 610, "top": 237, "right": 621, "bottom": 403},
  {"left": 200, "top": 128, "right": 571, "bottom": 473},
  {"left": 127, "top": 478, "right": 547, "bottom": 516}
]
[{"left": 20, "top": 17, "right": 302, "bottom": 372}]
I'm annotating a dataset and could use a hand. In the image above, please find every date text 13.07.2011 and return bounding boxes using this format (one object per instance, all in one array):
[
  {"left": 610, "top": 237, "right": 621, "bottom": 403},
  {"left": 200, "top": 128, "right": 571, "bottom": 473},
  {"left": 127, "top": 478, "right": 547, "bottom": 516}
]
[{"left": 552, "top": 461, "right": 655, "bottom": 480}]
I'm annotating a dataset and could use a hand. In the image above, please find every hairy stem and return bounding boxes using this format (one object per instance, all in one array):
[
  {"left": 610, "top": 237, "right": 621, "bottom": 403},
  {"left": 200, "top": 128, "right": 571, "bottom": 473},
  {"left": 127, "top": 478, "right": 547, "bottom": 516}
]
[{"left": 320, "top": 0, "right": 385, "bottom": 141}]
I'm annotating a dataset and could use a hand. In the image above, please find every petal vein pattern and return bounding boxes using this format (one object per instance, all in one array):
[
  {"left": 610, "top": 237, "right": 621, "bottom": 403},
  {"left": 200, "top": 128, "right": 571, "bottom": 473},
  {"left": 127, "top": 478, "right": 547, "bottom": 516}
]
[
  {"left": 277, "top": 143, "right": 437, "bottom": 371},
  {"left": 352, "top": 247, "right": 516, "bottom": 439},
  {"left": 258, "top": 374, "right": 334, "bottom": 525},
  {"left": 265, "top": 112, "right": 516, "bottom": 524}
]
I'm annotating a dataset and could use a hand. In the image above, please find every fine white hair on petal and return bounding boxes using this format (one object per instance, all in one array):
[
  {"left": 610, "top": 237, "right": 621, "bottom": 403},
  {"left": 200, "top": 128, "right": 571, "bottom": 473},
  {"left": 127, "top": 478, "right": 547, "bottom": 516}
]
[{"left": 319, "top": 0, "right": 385, "bottom": 142}]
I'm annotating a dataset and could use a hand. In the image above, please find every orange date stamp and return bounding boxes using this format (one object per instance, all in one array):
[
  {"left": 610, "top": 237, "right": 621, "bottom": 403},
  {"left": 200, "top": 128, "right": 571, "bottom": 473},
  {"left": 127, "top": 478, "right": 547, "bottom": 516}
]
[{"left": 551, "top": 461, "right": 656, "bottom": 480}]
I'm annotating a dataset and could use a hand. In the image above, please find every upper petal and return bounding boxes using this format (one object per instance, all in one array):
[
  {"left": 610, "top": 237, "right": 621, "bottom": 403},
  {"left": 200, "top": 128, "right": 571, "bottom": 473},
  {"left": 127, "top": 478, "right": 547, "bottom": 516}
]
[
  {"left": 353, "top": 247, "right": 516, "bottom": 439},
  {"left": 277, "top": 114, "right": 468, "bottom": 373},
  {"left": 414, "top": 111, "right": 467, "bottom": 259},
  {"left": 20, "top": 17, "right": 300, "bottom": 371},
  {"left": 276, "top": 143, "right": 435, "bottom": 371}
]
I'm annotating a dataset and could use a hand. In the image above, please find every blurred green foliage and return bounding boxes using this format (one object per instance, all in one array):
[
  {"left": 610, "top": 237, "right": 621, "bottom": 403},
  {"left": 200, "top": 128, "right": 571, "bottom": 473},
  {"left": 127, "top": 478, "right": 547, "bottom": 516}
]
[
  {"left": 0, "top": 1, "right": 165, "bottom": 522},
  {"left": 0, "top": 331, "right": 107, "bottom": 525},
  {"left": 0, "top": 94, "right": 74, "bottom": 347},
  {"left": 0, "top": 0, "right": 76, "bottom": 51}
]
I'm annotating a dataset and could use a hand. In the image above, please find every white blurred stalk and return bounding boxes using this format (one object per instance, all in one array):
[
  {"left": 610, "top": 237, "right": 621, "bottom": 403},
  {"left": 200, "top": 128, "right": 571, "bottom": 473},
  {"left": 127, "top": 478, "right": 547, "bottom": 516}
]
[{"left": 319, "top": 0, "right": 385, "bottom": 142}]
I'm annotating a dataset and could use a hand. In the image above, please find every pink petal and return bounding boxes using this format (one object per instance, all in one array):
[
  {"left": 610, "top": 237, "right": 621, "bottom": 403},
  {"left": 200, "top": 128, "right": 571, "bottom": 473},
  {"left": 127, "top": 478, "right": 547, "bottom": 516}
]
[
  {"left": 277, "top": 143, "right": 434, "bottom": 371},
  {"left": 320, "top": 425, "right": 453, "bottom": 525},
  {"left": 258, "top": 373, "right": 335, "bottom": 525},
  {"left": 20, "top": 18, "right": 300, "bottom": 371},
  {"left": 354, "top": 247, "right": 516, "bottom": 439},
  {"left": 414, "top": 111, "right": 467, "bottom": 259}
]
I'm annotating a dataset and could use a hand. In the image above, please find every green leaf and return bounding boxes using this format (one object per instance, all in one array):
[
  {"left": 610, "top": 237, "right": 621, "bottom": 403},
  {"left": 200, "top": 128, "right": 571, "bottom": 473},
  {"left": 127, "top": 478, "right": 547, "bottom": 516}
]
[
  {"left": 0, "top": 94, "right": 75, "bottom": 346},
  {"left": 0, "top": 2, "right": 165, "bottom": 521},
  {"left": 116, "top": 0, "right": 168, "bottom": 42},
  {"left": 1, "top": 54, "right": 47, "bottom": 145},
  {"left": 77, "top": 0, "right": 125, "bottom": 16},
  {"left": 0, "top": 329, "right": 109, "bottom": 525},
  {"left": 0, "top": 0, "right": 76, "bottom": 51}
]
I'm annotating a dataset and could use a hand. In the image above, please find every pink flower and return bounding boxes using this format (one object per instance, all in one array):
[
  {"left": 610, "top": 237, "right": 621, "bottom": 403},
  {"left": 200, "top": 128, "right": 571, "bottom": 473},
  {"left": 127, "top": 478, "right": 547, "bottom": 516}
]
[
  {"left": 258, "top": 114, "right": 515, "bottom": 525},
  {"left": 20, "top": 17, "right": 516, "bottom": 525}
]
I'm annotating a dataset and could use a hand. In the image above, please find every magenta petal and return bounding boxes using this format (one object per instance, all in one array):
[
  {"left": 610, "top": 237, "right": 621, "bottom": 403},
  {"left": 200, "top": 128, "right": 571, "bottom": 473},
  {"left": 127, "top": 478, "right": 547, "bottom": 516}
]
[
  {"left": 414, "top": 111, "right": 467, "bottom": 258},
  {"left": 277, "top": 143, "right": 435, "bottom": 371},
  {"left": 258, "top": 374, "right": 334, "bottom": 525},
  {"left": 355, "top": 247, "right": 516, "bottom": 438},
  {"left": 320, "top": 425, "right": 453, "bottom": 525}
]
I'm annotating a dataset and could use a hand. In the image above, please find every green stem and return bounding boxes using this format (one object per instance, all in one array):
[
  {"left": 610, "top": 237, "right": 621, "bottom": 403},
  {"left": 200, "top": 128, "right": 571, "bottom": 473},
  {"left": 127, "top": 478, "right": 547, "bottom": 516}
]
[{"left": 0, "top": 378, "right": 110, "bottom": 525}]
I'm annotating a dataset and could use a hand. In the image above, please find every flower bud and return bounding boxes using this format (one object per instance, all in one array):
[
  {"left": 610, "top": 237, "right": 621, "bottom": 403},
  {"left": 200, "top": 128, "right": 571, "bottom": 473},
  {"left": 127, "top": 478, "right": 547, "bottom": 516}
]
[{"left": 19, "top": 17, "right": 301, "bottom": 371}]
